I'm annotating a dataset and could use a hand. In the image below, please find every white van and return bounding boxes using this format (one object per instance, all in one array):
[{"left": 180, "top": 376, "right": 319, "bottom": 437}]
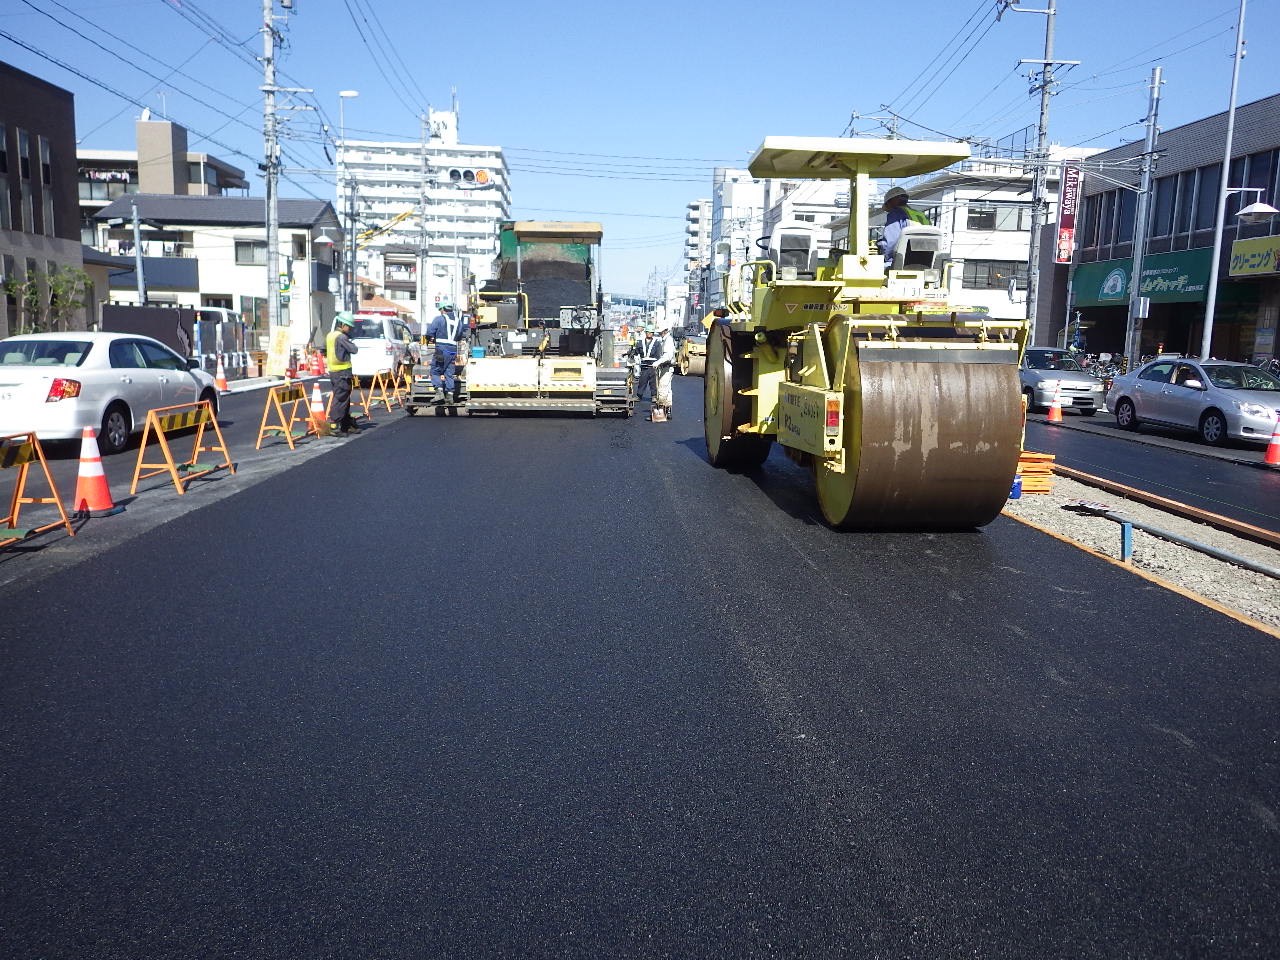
[{"left": 348, "top": 312, "right": 415, "bottom": 379}]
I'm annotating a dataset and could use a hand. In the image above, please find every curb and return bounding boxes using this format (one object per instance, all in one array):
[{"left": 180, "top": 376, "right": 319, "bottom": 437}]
[{"left": 1027, "top": 413, "right": 1266, "bottom": 468}]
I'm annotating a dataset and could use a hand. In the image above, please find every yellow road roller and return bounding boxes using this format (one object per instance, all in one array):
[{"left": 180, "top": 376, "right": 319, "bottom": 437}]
[{"left": 704, "top": 137, "right": 1029, "bottom": 529}]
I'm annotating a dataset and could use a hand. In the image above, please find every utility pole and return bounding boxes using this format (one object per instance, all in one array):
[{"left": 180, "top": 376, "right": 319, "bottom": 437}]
[
  {"left": 1008, "top": 0, "right": 1077, "bottom": 346},
  {"left": 1123, "top": 67, "right": 1163, "bottom": 364},
  {"left": 418, "top": 113, "right": 429, "bottom": 328},
  {"left": 346, "top": 179, "right": 358, "bottom": 312},
  {"left": 261, "top": 0, "right": 280, "bottom": 339},
  {"left": 130, "top": 197, "right": 146, "bottom": 305},
  {"left": 1201, "top": 0, "right": 1248, "bottom": 361}
]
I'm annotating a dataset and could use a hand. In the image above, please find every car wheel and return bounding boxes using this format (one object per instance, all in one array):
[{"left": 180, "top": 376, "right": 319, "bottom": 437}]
[
  {"left": 1199, "top": 409, "right": 1227, "bottom": 446},
  {"left": 199, "top": 388, "right": 219, "bottom": 417},
  {"left": 100, "top": 403, "right": 131, "bottom": 455},
  {"left": 1114, "top": 398, "right": 1139, "bottom": 431},
  {"left": 1022, "top": 388, "right": 1040, "bottom": 413}
]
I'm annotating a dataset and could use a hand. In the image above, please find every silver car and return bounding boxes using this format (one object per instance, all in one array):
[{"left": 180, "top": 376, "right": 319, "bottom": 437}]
[
  {"left": 1106, "top": 358, "right": 1280, "bottom": 445},
  {"left": 1020, "top": 348, "right": 1105, "bottom": 415}
]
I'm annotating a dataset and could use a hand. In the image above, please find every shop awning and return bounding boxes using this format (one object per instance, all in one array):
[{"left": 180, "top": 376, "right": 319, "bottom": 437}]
[{"left": 1073, "top": 248, "right": 1212, "bottom": 307}]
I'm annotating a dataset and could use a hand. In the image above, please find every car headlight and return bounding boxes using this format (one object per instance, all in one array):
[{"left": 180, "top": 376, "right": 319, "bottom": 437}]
[
  {"left": 1236, "top": 401, "right": 1272, "bottom": 419},
  {"left": 1090, "top": 383, "right": 1104, "bottom": 392}
]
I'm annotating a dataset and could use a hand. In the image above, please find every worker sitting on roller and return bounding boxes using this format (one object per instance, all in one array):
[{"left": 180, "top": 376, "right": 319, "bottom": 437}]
[
  {"left": 425, "top": 300, "right": 466, "bottom": 403},
  {"left": 877, "top": 186, "right": 930, "bottom": 264},
  {"left": 325, "top": 312, "right": 359, "bottom": 434}
]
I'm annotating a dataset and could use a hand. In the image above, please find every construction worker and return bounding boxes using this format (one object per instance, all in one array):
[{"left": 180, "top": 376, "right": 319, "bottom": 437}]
[
  {"left": 877, "top": 186, "right": 930, "bottom": 263},
  {"left": 653, "top": 320, "right": 676, "bottom": 420},
  {"left": 425, "top": 300, "right": 466, "bottom": 403},
  {"left": 631, "top": 324, "right": 661, "bottom": 405},
  {"left": 326, "top": 312, "right": 359, "bottom": 434}
]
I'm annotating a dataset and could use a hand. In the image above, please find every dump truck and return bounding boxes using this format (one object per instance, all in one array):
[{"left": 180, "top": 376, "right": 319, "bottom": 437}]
[
  {"left": 704, "top": 137, "right": 1029, "bottom": 529},
  {"left": 407, "top": 221, "right": 631, "bottom": 416}
]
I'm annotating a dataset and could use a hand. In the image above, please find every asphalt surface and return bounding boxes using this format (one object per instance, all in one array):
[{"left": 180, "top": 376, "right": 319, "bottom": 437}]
[
  {"left": 2, "top": 377, "right": 1278, "bottom": 958},
  {"left": 1026, "top": 418, "right": 1280, "bottom": 535}
]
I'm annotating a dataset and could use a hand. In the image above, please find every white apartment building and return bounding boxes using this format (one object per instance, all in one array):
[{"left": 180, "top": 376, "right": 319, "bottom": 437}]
[
  {"left": 338, "top": 110, "right": 510, "bottom": 320},
  {"left": 762, "top": 178, "right": 848, "bottom": 236},
  {"left": 683, "top": 199, "right": 710, "bottom": 317},
  {"left": 703, "top": 168, "right": 768, "bottom": 311}
]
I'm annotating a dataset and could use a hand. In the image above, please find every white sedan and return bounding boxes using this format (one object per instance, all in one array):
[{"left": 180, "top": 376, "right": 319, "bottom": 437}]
[{"left": 0, "top": 331, "right": 219, "bottom": 454}]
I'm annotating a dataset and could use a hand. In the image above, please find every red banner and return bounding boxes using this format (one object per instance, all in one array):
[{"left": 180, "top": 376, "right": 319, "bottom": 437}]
[{"left": 1056, "top": 162, "right": 1082, "bottom": 264}]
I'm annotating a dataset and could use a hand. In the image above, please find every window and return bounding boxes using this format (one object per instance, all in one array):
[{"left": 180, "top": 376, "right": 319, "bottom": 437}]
[
  {"left": 235, "top": 240, "right": 267, "bottom": 265},
  {"left": 38, "top": 136, "right": 51, "bottom": 185},
  {"left": 793, "top": 213, "right": 816, "bottom": 222},
  {"left": 0, "top": 123, "right": 6, "bottom": 175},
  {"left": 1194, "top": 164, "right": 1220, "bottom": 231},
  {"left": 1138, "top": 361, "right": 1174, "bottom": 383},
  {"left": 1079, "top": 194, "right": 1099, "bottom": 247},
  {"left": 138, "top": 341, "right": 185, "bottom": 370},
  {"left": 967, "top": 202, "right": 1031, "bottom": 231},
  {"left": 0, "top": 175, "right": 9, "bottom": 231},
  {"left": 19, "top": 183, "right": 32, "bottom": 233},
  {"left": 1097, "top": 191, "right": 1114, "bottom": 246},
  {"left": 1225, "top": 156, "right": 1247, "bottom": 220},
  {"left": 1116, "top": 189, "right": 1136, "bottom": 243},
  {"left": 962, "top": 259, "right": 1028, "bottom": 290},
  {"left": 1175, "top": 170, "right": 1195, "bottom": 234},
  {"left": 17, "top": 129, "right": 30, "bottom": 180},
  {"left": 1246, "top": 149, "right": 1276, "bottom": 205},
  {"left": 1151, "top": 176, "right": 1176, "bottom": 237},
  {"left": 42, "top": 185, "right": 54, "bottom": 237},
  {"left": 292, "top": 234, "right": 307, "bottom": 259},
  {"left": 109, "top": 339, "right": 148, "bottom": 369}
]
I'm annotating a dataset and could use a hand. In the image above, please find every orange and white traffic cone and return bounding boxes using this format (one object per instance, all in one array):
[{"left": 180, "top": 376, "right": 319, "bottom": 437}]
[
  {"left": 74, "top": 426, "right": 124, "bottom": 517},
  {"left": 1047, "top": 382, "right": 1064, "bottom": 423},
  {"left": 214, "top": 354, "right": 230, "bottom": 393},
  {"left": 315, "top": 350, "right": 326, "bottom": 376},
  {"left": 309, "top": 382, "right": 329, "bottom": 435},
  {"left": 1265, "top": 417, "right": 1280, "bottom": 467}
]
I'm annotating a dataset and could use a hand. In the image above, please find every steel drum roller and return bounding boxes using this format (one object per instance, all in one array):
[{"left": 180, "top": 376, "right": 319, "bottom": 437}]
[{"left": 815, "top": 352, "right": 1023, "bottom": 530}]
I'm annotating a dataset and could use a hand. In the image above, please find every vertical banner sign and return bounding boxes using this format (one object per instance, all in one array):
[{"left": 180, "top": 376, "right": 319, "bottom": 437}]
[{"left": 1056, "top": 162, "right": 1081, "bottom": 264}]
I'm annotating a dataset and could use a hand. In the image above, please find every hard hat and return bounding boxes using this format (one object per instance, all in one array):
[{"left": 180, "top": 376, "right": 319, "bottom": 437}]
[
  {"left": 334, "top": 311, "right": 355, "bottom": 327},
  {"left": 438, "top": 301, "right": 454, "bottom": 310},
  {"left": 884, "top": 186, "right": 909, "bottom": 204},
  {"left": 644, "top": 323, "right": 655, "bottom": 332}
]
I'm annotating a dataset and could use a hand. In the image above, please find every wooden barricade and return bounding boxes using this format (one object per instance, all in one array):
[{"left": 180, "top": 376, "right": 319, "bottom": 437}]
[
  {"left": 256, "top": 381, "right": 317, "bottom": 450},
  {"left": 1018, "top": 451, "right": 1056, "bottom": 495},
  {"left": 130, "top": 400, "right": 235, "bottom": 495},
  {"left": 1, "top": 432, "right": 75, "bottom": 546},
  {"left": 367, "top": 370, "right": 401, "bottom": 413}
]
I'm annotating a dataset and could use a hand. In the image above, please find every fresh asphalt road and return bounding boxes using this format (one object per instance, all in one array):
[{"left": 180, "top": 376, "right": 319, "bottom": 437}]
[
  {"left": 2, "top": 377, "right": 1278, "bottom": 959},
  {"left": 1025, "top": 417, "right": 1280, "bottom": 535}
]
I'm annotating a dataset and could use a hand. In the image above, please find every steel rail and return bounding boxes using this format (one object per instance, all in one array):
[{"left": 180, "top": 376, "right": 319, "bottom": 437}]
[{"left": 1052, "top": 463, "right": 1280, "bottom": 550}]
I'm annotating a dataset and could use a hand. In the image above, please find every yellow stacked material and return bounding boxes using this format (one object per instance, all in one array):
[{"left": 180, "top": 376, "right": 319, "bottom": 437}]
[{"left": 1018, "top": 451, "right": 1056, "bottom": 495}]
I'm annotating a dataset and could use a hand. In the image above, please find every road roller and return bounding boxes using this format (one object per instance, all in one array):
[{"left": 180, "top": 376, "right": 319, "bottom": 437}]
[{"left": 704, "top": 137, "right": 1029, "bottom": 529}]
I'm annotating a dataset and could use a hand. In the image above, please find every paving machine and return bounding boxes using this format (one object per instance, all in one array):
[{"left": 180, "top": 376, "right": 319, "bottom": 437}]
[
  {"left": 407, "top": 221, "right": 631, "bottom": 416},
  {"left": 705, "top": 137, "right": 1029, "bottom": 529}
]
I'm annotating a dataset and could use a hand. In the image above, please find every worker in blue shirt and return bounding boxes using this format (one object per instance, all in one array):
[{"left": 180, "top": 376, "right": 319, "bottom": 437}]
[
  {"left": 425, "top": 301, "right": 467, "bottom": 403},
  {"left": 877, "top": 186, "right": 930, "bottom": 264}
]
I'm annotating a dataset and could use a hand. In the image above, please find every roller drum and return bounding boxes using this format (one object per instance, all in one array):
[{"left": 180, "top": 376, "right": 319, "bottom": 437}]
[{"left": 816, "top": 357, "right": 1022, "bottom": 530}]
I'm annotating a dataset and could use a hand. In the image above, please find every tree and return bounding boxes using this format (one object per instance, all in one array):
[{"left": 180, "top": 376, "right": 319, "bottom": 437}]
[
  {"left": 47, "top": 265, "right": 90, "bottom": 331},
  {"left": 2, "top": 272, "right": 43, "bottom": 335}
]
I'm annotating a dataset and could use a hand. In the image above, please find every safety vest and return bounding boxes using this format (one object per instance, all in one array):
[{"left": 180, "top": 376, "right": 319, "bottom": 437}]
[
  {"left": 905, "top": 206, "right": 930, "bottom": 225},
  {"left": 637, "top": 337, "right": 659, "bottom": 364},
  {"left": 325, "top": 330, "right": 352, "bottom": 372}
]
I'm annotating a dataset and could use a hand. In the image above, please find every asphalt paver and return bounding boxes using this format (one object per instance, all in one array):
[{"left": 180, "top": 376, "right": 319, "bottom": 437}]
[{"left": 2, "top": 378, "right": 1277, "bottom": 958}]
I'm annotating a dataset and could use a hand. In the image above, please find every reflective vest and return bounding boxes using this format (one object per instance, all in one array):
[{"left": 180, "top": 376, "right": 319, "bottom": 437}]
[
  {"left": 905, "top": 206, "right": 929, "bottom": 225},
  {"left": 325, "top": 330, "right": 352, "bottom": 372}
]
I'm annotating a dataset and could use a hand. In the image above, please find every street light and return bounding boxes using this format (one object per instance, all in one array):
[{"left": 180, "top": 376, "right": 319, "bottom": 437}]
[{"left": 337, "top": 90, "right": 359, "bottom": 313}]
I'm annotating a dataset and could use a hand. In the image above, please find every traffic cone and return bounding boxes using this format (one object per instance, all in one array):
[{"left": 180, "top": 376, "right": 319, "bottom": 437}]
[
  {"left": 309, "top": 382, "right": 328, "bottom": 433},
  {"left": 315, "top": 349, "right": 326, "bottom": 376},
  {"left": 73, "top": 427, "right": 123, "bottom": 517},
  {"left": 1047, "top": 381, "right": 1063, "bottom": 423},
  {"left": 1265, "top": 417, "right": 1280, "bottom": 466},
  {"left": 285, "top": 351, "right": 297, "bottom": 382},
  {"left": 214, "top": 354, "right": 230, "bottom": 393}
]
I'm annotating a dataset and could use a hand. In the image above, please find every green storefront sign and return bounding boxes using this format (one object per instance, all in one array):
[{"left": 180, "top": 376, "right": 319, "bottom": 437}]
[{"left": 1072, "top": 249, "right": 1213, "bottom": 307}]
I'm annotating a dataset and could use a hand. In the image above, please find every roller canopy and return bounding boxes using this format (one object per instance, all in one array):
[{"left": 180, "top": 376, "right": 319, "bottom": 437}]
[
  {"left": 747, "top": 137, "right": 971, "bottom": 180},
  {"left": 512, "top": 221, "right": 603, "bottom": 244}
]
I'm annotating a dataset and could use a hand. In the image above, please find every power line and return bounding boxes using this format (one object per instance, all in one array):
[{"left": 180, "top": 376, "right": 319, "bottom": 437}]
[
  {"left": 340, "top": 0, "right": 421, "bottom": 118},
  {"left": 349, "top": 0, "right": 430, "bottom": 111}
]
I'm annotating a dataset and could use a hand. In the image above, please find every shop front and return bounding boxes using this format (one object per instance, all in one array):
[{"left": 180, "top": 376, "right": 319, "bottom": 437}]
[{"left": 1228, "top": 235, "right": 1280, "bottom": 364}]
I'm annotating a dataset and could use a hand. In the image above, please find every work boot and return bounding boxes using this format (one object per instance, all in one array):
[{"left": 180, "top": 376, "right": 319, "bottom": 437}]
[{"left": 433, "top": 389, "right": 447, "bottom": 404}]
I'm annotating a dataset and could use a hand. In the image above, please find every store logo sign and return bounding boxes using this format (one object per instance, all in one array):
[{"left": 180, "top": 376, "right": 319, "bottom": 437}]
[{"left": 1099, "top": 267, "right": 1127, "bottom": 299}]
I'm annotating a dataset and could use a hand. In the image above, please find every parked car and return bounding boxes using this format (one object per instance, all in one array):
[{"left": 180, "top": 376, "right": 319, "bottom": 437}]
[
  {"left": 0, "top": 331, "right": 218, "bottom": 454},
  {"left": 1106, "top": 357, "right": 1280, "bottom": 445},
  {"left": 1020, "top": 347, "right": 1105, "bottom": 415},
  {"left": 348, "top": 313, "right": 415, "bottom": 381}
]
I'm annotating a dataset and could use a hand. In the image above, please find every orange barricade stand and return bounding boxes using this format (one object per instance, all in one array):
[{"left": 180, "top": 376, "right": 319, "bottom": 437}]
[
  {"left": 366, "top": 370, "right": 401, "bottom": 413},
  {"left": 130, "top": 400, "right": 235, "bottom": 495},
  {"left": 327, "top": 375, "right": 372, "bottom": 425},
  {"left": 1, "top": 432, "right": 75, "bottom": 546},
  {"left": 256, "top": 381, "right": 318, "bottom": 450}
]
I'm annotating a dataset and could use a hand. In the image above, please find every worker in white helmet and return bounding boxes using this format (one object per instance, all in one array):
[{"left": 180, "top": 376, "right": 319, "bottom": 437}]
[
  {"left": 653, "top": 319, "right": 676, "bottom": 421},
  {"left": 877, "top": 186, "right": 930, "bottom": 263}
]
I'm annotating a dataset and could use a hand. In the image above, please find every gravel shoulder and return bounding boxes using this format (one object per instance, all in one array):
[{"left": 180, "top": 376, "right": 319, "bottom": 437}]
[{"left": 1003, "top": 475, "right": 1280, "bottom": 632}]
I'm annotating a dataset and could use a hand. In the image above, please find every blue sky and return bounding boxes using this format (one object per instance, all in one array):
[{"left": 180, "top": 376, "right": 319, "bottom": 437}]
[{"left": 2, "top": 0, "right": 1276, "bottom": 294}]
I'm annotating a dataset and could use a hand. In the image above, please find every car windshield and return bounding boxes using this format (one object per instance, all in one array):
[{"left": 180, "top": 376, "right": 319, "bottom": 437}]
[
  {"left": 1026, "top": 350, "right": 1083, "bottom": 372},
  {"left": 349, "top": 319, "right": 386, "bottom": 339},
  {"left": 1205, "top": 364, "right": 1280, "bottom": 391},
  {"left": 0, "top": 339, "right": 93, "bottom": 367}
]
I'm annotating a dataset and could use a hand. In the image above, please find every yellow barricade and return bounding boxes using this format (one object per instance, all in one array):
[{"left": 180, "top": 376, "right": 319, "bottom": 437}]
[
  {"left": 256, "top": 381, "right": 316, "bottom": 450},
  {"left": 1, "top": 432, "right": 75, "bottom": 546},
  {"left": 367, "top": 370, "right": 401, "bottom": 413},
  {"left": 130, "top": 400, "right": 235, "bottom": 495}
]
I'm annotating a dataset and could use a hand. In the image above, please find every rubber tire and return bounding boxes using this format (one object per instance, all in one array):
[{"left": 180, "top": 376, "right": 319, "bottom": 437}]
[
  {"left": 405, "top": 405, "right": 418, "bottom": 416},
  {"left": 199, "top": 389, "right": 219, "bottom": 417},
  {"left": 678, "top": 356, "right": 689, "bottom": 376},
  {"left": 100, "top": 403, "right": 131, "bottom": 455},
  {"left": 703, "top": 328, "right": 771, "bottom": 469},
  {"left": 1023, "top": 388, "right": 1040, "bottom": 414},
  {"left": 1199, "top": 409, "right": 1227, "bottom": 446},
  {"left": 1114, "top": 398, "right": 1139, "bottom": 431}
]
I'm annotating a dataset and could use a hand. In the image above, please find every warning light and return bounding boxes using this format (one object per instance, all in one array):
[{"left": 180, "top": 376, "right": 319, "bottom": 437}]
[{"left": 825, "top": 396, "right": 840, "bottom": 434}]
